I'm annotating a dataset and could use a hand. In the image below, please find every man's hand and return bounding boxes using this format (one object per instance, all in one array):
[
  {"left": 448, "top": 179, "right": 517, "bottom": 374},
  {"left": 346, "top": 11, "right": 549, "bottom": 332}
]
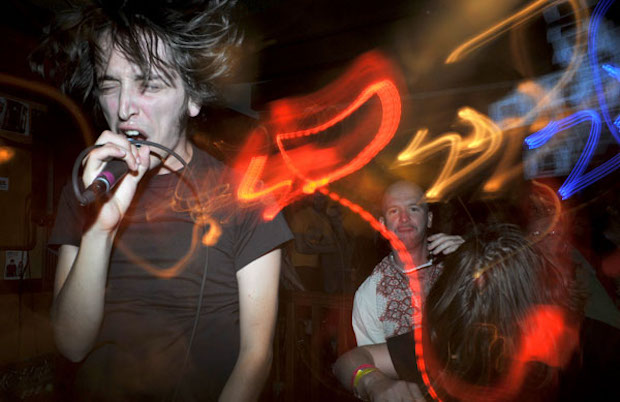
[
  {"left": 359, "top": 370, "right": 426, "bottom": 401},
  {"left": 82, "top": 130, "right": 150, "bottom": 233},
  {"left": 427, "top": 233, "right": 464, "bottom": 257}
]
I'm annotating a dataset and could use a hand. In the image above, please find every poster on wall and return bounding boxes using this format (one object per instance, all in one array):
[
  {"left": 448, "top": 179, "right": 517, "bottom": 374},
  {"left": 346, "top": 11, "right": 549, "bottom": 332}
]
[
  {"left": 4, "top": 250, "right": 29, "bottom": 280},
  {"left": 0, "top": 96, "right": 30, "bottom": 136}
]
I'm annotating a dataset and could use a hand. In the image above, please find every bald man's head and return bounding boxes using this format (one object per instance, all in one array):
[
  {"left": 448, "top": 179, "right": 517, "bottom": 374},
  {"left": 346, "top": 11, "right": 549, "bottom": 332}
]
[{"left": 380, "top": 181, "right": 432, "bottom": 252}]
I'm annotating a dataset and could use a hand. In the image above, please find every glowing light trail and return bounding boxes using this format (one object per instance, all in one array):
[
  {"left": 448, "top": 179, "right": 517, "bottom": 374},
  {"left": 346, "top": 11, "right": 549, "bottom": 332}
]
[
  {"left": 447, "top": 1, "right": 587, "bottom": 131},
  {"left": 524, "top": 109, "right": 620, "bottom": 199},
  {"left": 394, "top": 107, "right": 503, "bottom": 202},
  {"left": 236, "top": 51, "right": 403, "bottom": 220},
  {"left": 318, "top": 187, "right": 440, "bottom": 401},
  {"left": 423, "top": 305, "right": 578, "bottom": 401},
  {"left": 589, "top": 0, "right": 620, "bottom": 143},
  {"left": 602, "top": 63, "right": 620, "bottom": 81},
  {"left": 276, "top": 80, "right": 401, "bottom": 194},
  {"left": 0, "top": 72, "right": 95, "bottom": 145},
  {"left": 445, "top": 0, "right": 561, "bottom": 64}
]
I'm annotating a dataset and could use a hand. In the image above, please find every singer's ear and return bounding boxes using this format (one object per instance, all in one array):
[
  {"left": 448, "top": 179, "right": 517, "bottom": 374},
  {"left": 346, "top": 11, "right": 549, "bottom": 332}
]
[{"left": 188, "top": 98, "right": 201, "bottom": 117}]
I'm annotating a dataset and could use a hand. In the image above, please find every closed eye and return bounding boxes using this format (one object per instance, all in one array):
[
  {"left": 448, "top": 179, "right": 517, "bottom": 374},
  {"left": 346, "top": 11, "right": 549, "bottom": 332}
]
[
  {"left": 141, "top": 80, "right": 165, "bottom": 92},
  {"left": 98, "top": 81, "right": 119, "bottom": 94}
]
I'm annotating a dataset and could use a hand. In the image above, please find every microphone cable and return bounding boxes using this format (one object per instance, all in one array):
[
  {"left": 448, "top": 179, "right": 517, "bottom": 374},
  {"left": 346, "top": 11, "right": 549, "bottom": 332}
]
[
  {"left": 70, "top": 139, "right": 211, "bottom": 401},
  {"left": 71, "top": 138, "right": 191, "bottom": 205}
]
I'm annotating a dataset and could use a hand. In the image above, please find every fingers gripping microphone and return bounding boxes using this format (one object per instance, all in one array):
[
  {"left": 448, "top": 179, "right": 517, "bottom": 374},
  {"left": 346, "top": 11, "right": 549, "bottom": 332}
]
[{"left": 81, "top": 159, "right": 129, "bottom": 205}]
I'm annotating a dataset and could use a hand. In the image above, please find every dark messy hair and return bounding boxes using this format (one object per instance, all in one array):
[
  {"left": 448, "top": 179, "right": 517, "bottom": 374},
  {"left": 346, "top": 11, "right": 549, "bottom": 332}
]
[
  {"left": 30, "top": 0, "right": 242, "bottom": 106},
  {"left": 425, "top": 224, "right": 583, "bottom": 394}
]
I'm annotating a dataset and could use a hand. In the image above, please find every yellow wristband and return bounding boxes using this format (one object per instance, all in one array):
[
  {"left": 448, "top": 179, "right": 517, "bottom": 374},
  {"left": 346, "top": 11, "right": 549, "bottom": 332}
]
[{"left": 353, "top": 367, "right": 377, "bottom": 389}]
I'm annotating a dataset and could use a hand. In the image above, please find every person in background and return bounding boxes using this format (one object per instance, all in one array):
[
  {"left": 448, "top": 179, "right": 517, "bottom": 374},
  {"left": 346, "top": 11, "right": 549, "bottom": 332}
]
[
  {"left": 352, "top": 180, "right": 464, "bottom": 345},
  {"left": 334, "top": 224, "right": 594, "bottom": 401}
]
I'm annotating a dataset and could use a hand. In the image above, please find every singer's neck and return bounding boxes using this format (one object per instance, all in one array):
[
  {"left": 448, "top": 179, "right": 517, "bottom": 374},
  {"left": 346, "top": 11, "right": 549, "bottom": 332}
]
[{"left": 155, "top": 138, "right": 193, "bottom": 175}]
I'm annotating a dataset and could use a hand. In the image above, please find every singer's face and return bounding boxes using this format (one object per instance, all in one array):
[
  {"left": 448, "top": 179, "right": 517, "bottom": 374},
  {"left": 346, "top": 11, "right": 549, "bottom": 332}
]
[{"left": 96, "top": 38, "right": 200, "bottom": 171}]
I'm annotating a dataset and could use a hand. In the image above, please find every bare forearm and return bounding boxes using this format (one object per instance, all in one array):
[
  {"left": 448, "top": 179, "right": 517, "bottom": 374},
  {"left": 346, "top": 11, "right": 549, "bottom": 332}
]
[
  {"left": 334, "top": 345, "right": 425, "bottom": 400},
  {"left": 219, "top": 349, "right": 273, "bottom": 402},
  {"left": 222, "top": 250, "right": 280, "bottom": 401},
  {"left": 52, "top": 231, "right": 114, "bottom": 361},
  {"left": 334, "top": 346, "right": 376, "bottom": 392}
]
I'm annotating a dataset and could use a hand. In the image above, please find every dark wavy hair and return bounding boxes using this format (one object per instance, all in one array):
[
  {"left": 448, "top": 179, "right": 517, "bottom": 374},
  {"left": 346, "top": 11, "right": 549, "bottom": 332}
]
[
  {"left": 424, "top": 224, "right": 584, "bottom": 395},
  {"left": 31, "top": 0, "right": 242, "bottom": 106}
]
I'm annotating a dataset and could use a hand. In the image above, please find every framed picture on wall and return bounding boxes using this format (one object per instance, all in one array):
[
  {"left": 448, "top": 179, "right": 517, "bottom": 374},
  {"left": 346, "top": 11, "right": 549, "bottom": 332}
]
[{"left": 4, "top": 250, "right": 29, "bottom": 280}]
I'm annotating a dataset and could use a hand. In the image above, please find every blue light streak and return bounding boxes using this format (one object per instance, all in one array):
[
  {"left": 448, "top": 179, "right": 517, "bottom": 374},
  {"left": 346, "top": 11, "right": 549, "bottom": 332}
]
[
  {"left": 589, "top": 0, "right": 620, "bottom": 144},
  {"left": 602, "top": 64, "right": 620, "bottom": 81},
  {"left": 603, "top": 63, "right": 620, "bottom": 131},
  {"left": 525, "top": 107, "right": 620, "bottom": 199},
  {"left": 524, "top": 110, "right": 603, "bottom": 199},
  {"left": 523, "top": 0, "right": 620, "bottom": 199}
]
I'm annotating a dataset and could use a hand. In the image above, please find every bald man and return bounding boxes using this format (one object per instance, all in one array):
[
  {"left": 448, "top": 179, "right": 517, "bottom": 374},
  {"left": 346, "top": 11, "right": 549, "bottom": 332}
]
[{"left": 352, "top": 181, "right": 464, "bottom": 345}]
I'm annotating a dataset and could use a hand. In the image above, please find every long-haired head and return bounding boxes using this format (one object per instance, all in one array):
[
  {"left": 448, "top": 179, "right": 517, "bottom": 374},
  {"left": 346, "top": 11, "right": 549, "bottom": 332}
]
[
  {"left": 31, "top": 0, "right": 243, "bottom": 108},
  {"left": 425, "top": 223, "right": 582, "bottom": 392}
]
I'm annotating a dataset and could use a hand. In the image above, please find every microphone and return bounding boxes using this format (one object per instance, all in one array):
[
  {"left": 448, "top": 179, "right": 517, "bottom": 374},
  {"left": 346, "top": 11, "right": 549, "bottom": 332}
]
[{"left": 80, "top": 159, "right": 129, "bottom": 205}]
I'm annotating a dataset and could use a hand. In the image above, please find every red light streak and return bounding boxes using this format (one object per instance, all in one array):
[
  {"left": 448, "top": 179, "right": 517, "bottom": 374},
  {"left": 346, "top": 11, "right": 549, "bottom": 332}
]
[
  {"left": 231, "top": 46, "right": 585, "bottom": 400},
  {"left": 421, "top": 304, "right": 578, "bottom": 401},
  {"left": 233, "top": 48, "right": 438, "bottom": 396},
  {"left": 318, "top": 187, "right": 440, "bottom": 401},
  {"left": 276, "top": 80, "right": 401, "bottom": 189},
  {"left": 516, "top": 305, "right": 578, "bottom": 368},
  {"left": 235, "top": 51, "right": 403, "bottom": 220}
]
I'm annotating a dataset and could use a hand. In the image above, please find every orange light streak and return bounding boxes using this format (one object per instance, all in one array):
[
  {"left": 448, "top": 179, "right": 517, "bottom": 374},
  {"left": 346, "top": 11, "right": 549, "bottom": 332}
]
[
  {"left": 0, "top": 72, "right": 95, "bottom": 145},
  {"left": 447, "top": 0, "right": 567, "bottom": 64},
  {"left": 482, "top": 127, "right": 524, "bottom": 194},
  {"left": 237, "top": 155, "right": 293, "bottom": 200},
  {"left": 115, "top": 220, "right": 203, "bottom": 279},
  {"left": 526, "top": 180, "right": 562, "bottom": 241},
  {"left": 447, "top": 0, "right": 587, "bottom": 131},
  {"left": 394, "top": 107, "right": 502, "bottom": 202},
  {"left": 200, "top": 216, "right": 223, "bottom": 247}
]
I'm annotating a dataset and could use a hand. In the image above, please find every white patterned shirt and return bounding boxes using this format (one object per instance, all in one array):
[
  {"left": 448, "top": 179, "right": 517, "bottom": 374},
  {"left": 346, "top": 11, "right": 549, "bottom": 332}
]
[{"left": 352, "top": 254, "right": 441, "bottom": 346}]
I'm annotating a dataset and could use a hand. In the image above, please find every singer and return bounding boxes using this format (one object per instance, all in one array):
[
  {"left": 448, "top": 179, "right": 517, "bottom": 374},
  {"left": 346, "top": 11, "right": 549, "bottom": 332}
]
[{"left": 34, "top": 1, "right": 292, "bottom": 401}]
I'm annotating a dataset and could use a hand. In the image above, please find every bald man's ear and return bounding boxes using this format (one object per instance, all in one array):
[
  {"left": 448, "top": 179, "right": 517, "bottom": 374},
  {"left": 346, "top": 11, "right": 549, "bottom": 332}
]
[
  {"left": 379, "top": 216, "right": 385, "bottom": 227},
  {"left": 427, "top": 211, "right": 433, "bottom": 228}
]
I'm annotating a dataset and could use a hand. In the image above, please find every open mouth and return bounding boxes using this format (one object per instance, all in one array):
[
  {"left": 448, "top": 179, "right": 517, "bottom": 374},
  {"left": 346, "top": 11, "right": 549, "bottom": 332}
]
[{"left": 121, "top": 129, "right": 147, "bottom": 142}]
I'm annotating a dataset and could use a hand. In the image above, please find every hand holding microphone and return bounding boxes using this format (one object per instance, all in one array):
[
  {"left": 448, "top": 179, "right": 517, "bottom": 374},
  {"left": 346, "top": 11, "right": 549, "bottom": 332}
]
[
  {"left": 81, "top": 158, "right": 130, "bottom": 205},
  {"left": 71, "top": 131, "right": 190, "bottom": 232},
  {"left": 76, "top": 131, "right": 149, "bottom": 208}
]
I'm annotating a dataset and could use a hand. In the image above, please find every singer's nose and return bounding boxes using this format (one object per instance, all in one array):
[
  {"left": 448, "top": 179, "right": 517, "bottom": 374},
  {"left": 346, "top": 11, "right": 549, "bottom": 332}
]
[{"left": 118, "top": 87, "right": 138, "bottom": 121}]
